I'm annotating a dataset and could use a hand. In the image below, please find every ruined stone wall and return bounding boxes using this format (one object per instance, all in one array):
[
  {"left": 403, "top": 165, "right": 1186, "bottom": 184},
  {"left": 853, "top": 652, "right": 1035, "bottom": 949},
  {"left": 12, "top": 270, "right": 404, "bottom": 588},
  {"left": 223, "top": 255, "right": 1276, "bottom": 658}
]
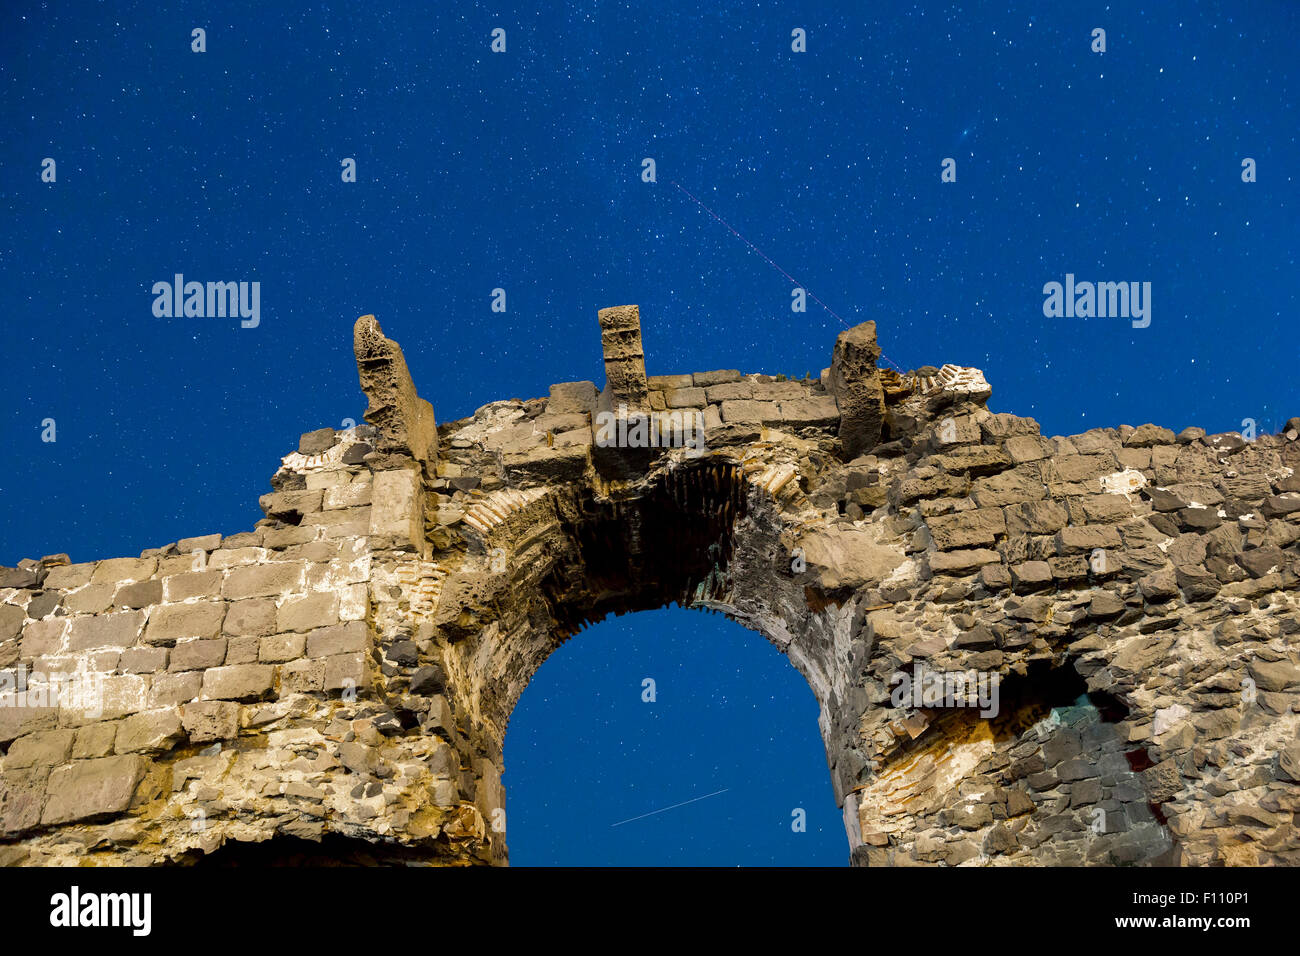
[{"left": 2, "top": 307, "right": 1298, "bottom": 867}]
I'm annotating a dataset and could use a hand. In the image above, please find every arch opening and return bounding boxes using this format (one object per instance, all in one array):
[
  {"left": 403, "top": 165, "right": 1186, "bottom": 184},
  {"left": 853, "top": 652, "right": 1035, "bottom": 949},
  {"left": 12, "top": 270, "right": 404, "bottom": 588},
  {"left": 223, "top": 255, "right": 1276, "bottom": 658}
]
[{"left": 502, "top": 605, "right": 845, "bottom": 865}]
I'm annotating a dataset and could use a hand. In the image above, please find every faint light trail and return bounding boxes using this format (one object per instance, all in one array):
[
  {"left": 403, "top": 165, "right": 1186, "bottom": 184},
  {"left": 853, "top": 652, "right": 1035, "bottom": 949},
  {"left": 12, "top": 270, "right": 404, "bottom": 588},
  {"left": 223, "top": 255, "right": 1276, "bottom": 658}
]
[
  {"left": 609, "top": 788, "right": 730, "bottom": 827},
  {"left": 667, "top": 179, "right": 903, "bottom": 372}
]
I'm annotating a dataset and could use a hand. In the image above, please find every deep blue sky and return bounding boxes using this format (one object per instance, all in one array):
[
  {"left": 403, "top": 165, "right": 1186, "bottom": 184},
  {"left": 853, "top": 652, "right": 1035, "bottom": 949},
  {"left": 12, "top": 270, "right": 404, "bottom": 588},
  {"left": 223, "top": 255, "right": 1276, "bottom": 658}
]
[{"left": 1, "top": 2, "right": 1295, "bottom": 865}]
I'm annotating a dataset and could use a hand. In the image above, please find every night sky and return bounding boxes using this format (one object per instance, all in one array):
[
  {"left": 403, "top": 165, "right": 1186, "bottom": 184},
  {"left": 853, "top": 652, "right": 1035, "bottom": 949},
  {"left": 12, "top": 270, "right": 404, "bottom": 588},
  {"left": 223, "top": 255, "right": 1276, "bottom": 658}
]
[{"left": 2, "top": 2, "right": 1296, "bottom": 865}]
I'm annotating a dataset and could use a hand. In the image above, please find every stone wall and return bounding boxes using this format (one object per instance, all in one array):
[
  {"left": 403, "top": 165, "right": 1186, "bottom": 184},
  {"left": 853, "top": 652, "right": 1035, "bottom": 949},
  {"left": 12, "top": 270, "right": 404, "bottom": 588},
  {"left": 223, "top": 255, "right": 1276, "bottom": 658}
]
[{"left": 2, "top": 306, "right": 1298, "bottom": 866}]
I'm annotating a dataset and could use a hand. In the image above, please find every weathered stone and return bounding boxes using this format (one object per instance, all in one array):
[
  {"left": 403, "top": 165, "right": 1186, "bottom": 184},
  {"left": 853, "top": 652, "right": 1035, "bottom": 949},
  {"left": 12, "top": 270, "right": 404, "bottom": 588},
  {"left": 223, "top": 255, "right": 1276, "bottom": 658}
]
[
  {"left": 305, "top": 621, "right": 368, "bottom": 658},
  {"left": 145, "top": 602, "right": 225, "bottom": 645},
  {"left": 119, "top": 646, "right": 168, "bottom": 673},
  {"left": 6, "top": 729, "right": 75, "bottom": 768},
  {"left": 222, "top": 562, "right": 306, "bottom": 600},
  {"left": 0, "top": 768, "right": 48, "bottom": 834},
  {"left": 1124, "top": 424, "right": 1177, "bottom": 447},
  {"left": 548, "top": 381, "right": 598, "bottom": 416},
  {"left": 224, "top": 598, "right": 277, "bottom": 636},
  {"left": 179, "top": 700, "right": 240, "bottom": 743},
  {"left": 169, "top": 637, "right": 227, "bottom": 671},
  {"left": 66, "top": 611, "right": 144, "bottom": 651},
  {"left": 828, "top": 322, "right": 885, "bottom": 459},
  {"left": 597, "top": 305, "right": 650, "bottom": 410},
  {"left": 720, "top": 399, "right": 781, "bottom": 425},
  {"left": 43, "top": 563, "right": 94, "bottom": 590},
  {"left": 277, "top": 592, "right": 339, "bottom": 632},
  {"left": 114, "top": 708, "right": 183, "bottom": 753},
  {"left": 1248, "top": 659, "right": 1299, "bottom": 693},
  {"left": 176, "top": 533, "right": 223, "bottom": 553},
  {"left": 1010, "top": 562, "right": 1053, "bottom": 592},
  {"left": 259, "top": 633, "right": 307, "bottom": 663},
  {"left": 164, "top": 570, "right": 223, "bottom": 602},
  {"left": 926, "top": 509, "right": 1006, "bottom": 550},
  {"left": 41, "top": 755, "right": 145, "bottom": 825},
  {"left": 201, "top": 664, "right": 274, "bottom": 701},
  {"left": 354, "top": 314, "right": 438, "bottom": 462},
  {"left": 928, "top": 549, "right": 1001, "bottom": 575},
  {"left": 90, "top": 557, "right": 156, "bottom": 585},
  {"left": 692, "top": 369, "right": 741, "bottom": 387},
  {"left": 113, "top": 578, "right": 162, "bottom": 609}
]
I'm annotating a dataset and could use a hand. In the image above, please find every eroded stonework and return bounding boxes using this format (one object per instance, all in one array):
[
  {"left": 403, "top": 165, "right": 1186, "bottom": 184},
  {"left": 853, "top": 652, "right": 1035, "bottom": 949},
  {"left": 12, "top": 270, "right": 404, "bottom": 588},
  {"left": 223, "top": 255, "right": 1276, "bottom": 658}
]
[{"left": 2, "top": 306, "right": 1299, "bottom": 866}]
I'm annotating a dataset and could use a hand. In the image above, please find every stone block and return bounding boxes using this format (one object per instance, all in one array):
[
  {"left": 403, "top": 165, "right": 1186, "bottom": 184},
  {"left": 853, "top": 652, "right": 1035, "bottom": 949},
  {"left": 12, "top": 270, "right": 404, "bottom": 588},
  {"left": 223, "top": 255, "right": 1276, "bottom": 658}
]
[
  {"left": 201, "top": 664, "right": 274, "bottom": 701},
  {"left": 224, "top": 634, "right": 260, "bottom": 664},
  {"left": 43, "top": 563, "right": 95, "bottom": 590},
  {"left": 323, "top": 653, "right": 369, "bottom": 692},
  {"left": 208, "top": 547, "right": 263, "bottom": 570},
  {"left": 369, "top": 468, "right": 422, "bottom": 547},
  {"left": 280, "top": 658, "right": 324, "bottom": 694},
  {"left": 169, "top": 637, "right": 227, "bottom": 671},
  {"left": 1055, "top": 526, "right": 1122, "bottom": 554},
  {"left": 144, "top": 602, "right": 225, "bottom": 645},
  {"left": 0, "top": 767, "right": 48, "bottom": 835},
  {"left": 223, "top": 598, "right": 277, "bottom": 636},
  {"left": 114, "top": 707, "right": 183, "bottom": 753},
  {"left": 148, "top": 671, "right": 202, "bottom": 707},
  {"left": 71, "top": 722, "right": 118, "bottom": 759},
  {"left": 323, "top": 482, "right": 372, "bottom": 510},
  {"left": 5, "top": 729, "right": 75, "bottom": 768},
  {"left": 779, "top": 396, "right": 839, "bottom": 428},
  {"left": 176, "top": 533, "right": 223, "bottom": 553},
  {"left": 692, "top": 369, "right": 741, "bottom": 387},
  {"left": 20, "top": 618, "right": 67, "bottom": 657},
  {"left": 928, "top": 549, "right": 1002, "bottom": 575},
  {"left": 179, "top": 700, "right": 240, "bottom": 743},
  {"left": 222, "top": 562, "right": 306, "bottom": 600},
  {"left": 64, "top": 584, "right": 114, "bottom": 614},
  {"left": 926, "top": 508, "right": 1006, "bottom": 550},
  {"left": 720, "top": 399, "right": 781, "bottom": 425},
  {"left": 665, "top": 386, "right": 707, "bottom": 408},
  {"left": 305, "top": 621, "right": 367, "bottom": 658},
  {"left": 119, "top": 646, "right": 169, "bottom": 674},
  {"left": 41, "top": 755, "right": 145, "bottom": 825},
  {"left": 547, "top": 381, "right": 598, "bottom": 416},
  {"left": 277, "top": 592, "right": 340, "bottom": 633},
  {"left": 66, "top": 611, "right": 144, "bottom": 651},
  {"left": 704, "top": 382, "right": 753, "bottom": 402},
  {"left": 298, "top": 428, "right": 338, "bottom": 455},
  {"left": 259, "top": 632, "right": 307, "bottom": 663},
  {"left": 164, "top": 570, "right": 223, "bottom": 602},
  {"left": 90, "top": 558, "right": 156, "bottom": 585},
  {"left": 113, "top": 579, "right": 162, "bottom": 609}
]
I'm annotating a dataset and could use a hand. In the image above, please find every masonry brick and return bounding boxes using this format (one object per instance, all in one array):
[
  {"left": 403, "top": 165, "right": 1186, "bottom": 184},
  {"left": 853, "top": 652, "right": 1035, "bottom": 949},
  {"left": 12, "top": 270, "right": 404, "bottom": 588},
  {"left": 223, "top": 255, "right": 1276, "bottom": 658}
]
[
  {"left": 144, "top": 602, "right": 226, "bottom": 645},
  {"left": 305, "top": 621, "right": 367, "bottom": 658},
  {"left": 164, "top": 570, "right": 223, "bottom": 602},
  {"left": 169, "top": 637, "right": 227, "bottom": 671},
  {"left": 41, "top": 755, "right": 145, "bottom": 825},
  {"left": 201, "top": 664, "right": 274, "bottom": 702},
  {"left": 90, "top": 558, "right": 156, "bottom": 585},
  {"left": 222, "top": 562, "right": 306, "bottom": 600},
  {"left": 66, "top": 611, "right": 144, "bottom": 651}
]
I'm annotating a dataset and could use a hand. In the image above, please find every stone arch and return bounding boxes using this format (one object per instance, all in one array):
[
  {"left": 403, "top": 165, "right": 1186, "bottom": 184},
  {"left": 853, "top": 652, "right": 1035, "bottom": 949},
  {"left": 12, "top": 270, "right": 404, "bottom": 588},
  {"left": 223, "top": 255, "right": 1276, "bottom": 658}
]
[{"left": 3, "top": 305, "right": 1298, "bottom": 867}]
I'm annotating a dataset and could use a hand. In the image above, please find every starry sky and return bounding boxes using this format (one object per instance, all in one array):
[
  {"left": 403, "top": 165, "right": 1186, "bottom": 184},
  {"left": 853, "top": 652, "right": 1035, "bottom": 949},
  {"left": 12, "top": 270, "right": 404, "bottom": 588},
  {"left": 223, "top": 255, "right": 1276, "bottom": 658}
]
[{"left": 1, "top": 2, "right": 1296, "bottom": 865}]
